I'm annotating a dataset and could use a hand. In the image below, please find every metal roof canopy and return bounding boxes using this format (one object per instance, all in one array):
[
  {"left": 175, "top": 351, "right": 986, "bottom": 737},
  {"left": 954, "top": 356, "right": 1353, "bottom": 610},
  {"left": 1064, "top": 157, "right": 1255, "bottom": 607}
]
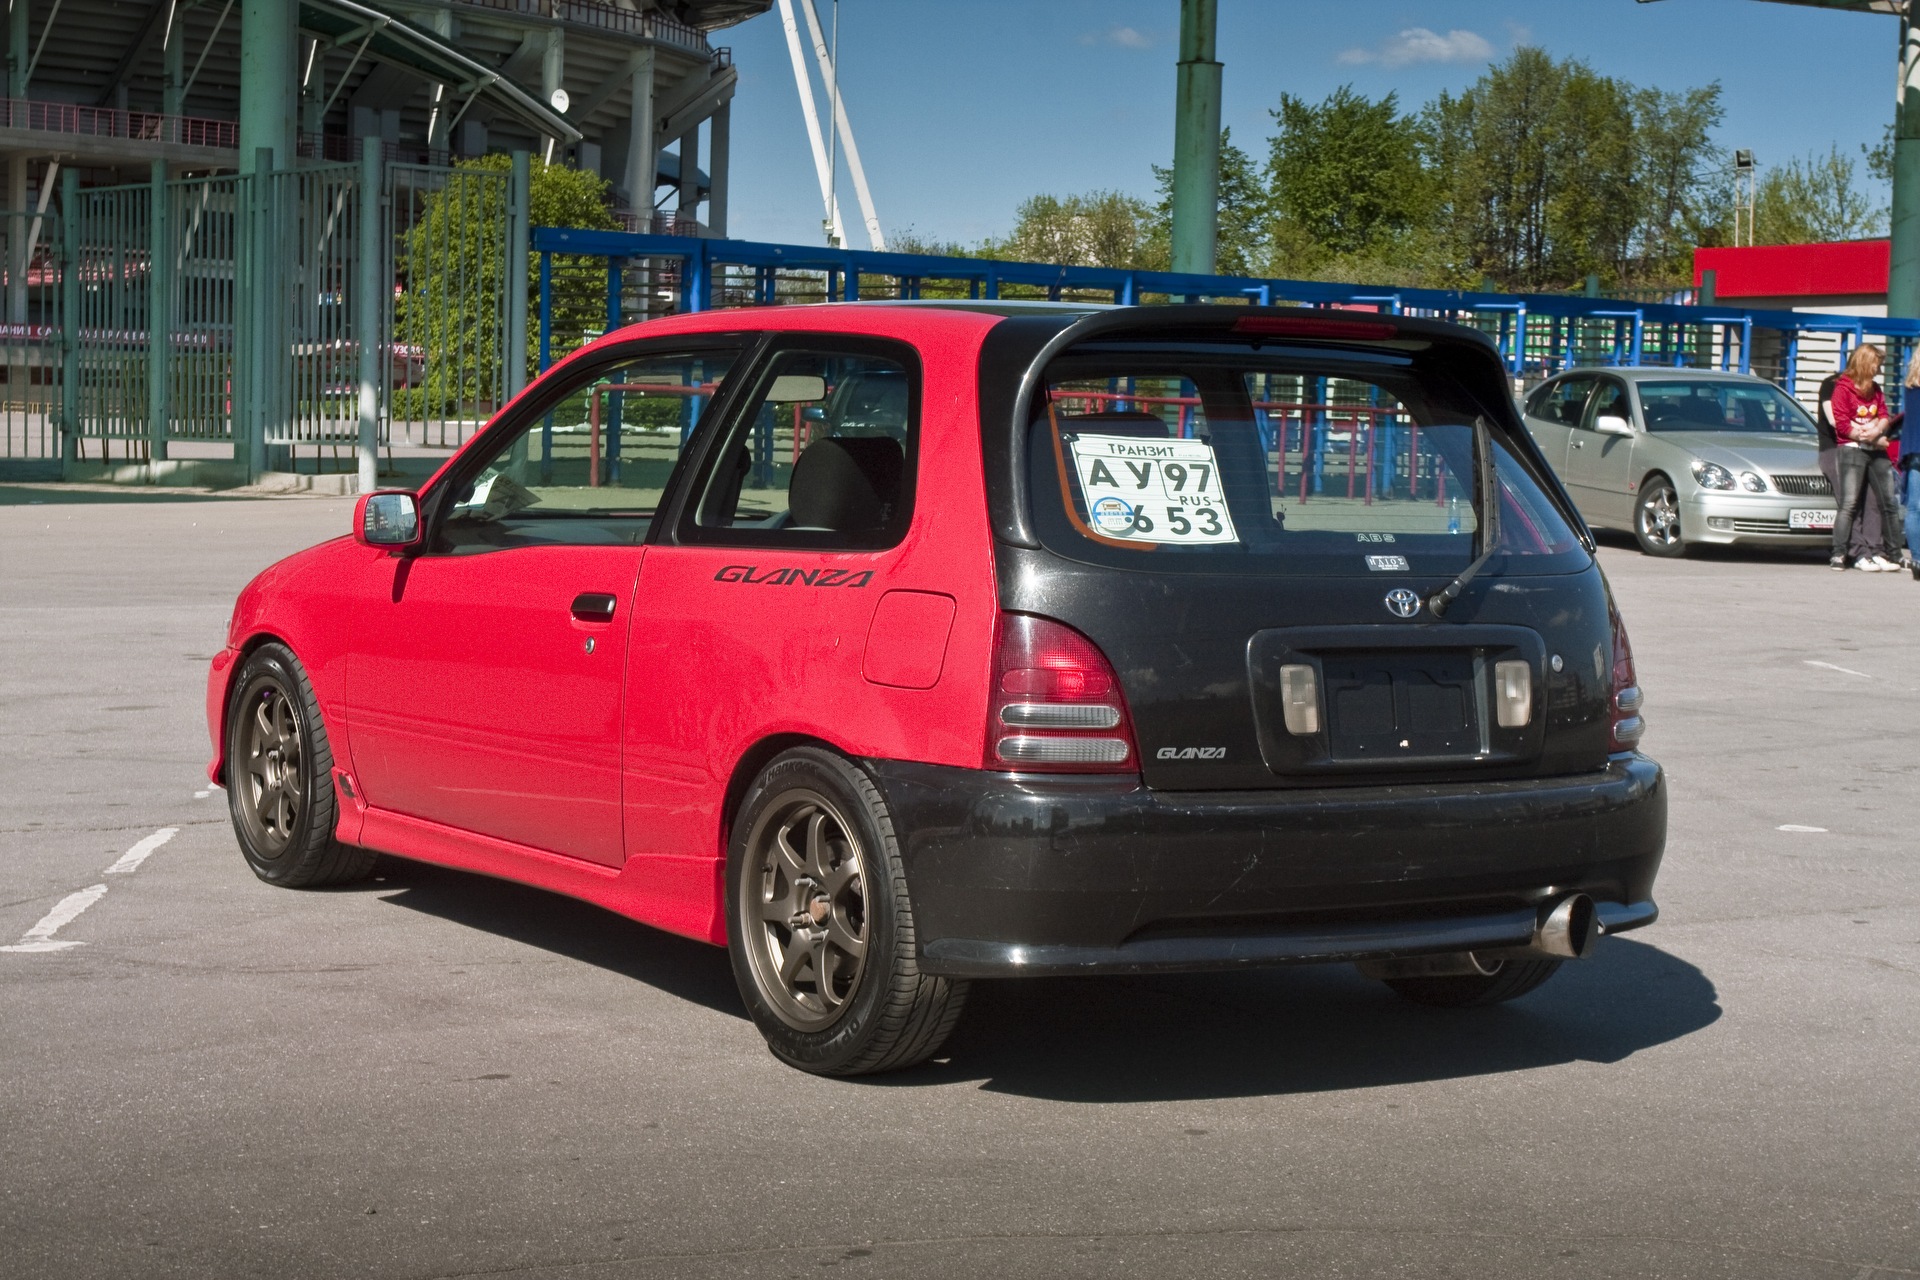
[{"left": 298, "top": 0, "right": 582, "bottom": 144}]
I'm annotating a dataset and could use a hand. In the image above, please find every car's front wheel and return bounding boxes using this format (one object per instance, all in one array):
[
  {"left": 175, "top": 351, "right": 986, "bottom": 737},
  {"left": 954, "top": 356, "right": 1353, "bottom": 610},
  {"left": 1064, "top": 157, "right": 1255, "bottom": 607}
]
[
  {"left": 225, "top": 642, "right": 375, "bottom": 888},
  {"left": 727, "top": 747, "right": 968, "bottom": 1075},
  {"left": 1633, "top": 475, "right": 1687, "bottom": 557}
]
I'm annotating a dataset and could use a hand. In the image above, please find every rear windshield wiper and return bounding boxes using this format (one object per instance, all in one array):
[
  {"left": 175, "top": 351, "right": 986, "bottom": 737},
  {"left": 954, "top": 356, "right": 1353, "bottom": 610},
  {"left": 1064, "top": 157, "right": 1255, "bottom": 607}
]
[{"left": 1427, "top": 415, "right": 1500, "bottom": 619}]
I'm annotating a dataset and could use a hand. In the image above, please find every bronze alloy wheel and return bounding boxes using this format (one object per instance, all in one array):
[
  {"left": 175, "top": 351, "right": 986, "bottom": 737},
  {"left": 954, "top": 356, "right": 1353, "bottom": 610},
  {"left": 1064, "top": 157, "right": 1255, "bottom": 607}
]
[
  {"left": 740, "top": 787, "right": 871, "bottom": 1031},
  {"left": 236, "top": 678, "right": 306, "bottom": 860}
]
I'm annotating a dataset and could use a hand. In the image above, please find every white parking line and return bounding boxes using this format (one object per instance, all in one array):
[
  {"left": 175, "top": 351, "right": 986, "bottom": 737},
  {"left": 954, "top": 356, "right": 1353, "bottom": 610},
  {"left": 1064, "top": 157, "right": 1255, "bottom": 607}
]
[
  {"left": 1778, "top": 824, "right": 1828, "bottom": 833},
  {"left": 1805, "top": 660, "right": 1872, "bottom": 679},
  {"left": 106, "top": 827, "right": 176, "bottom": 875},
  {"left": 0, "top": 884, "right": 108, "bottom": 953}
]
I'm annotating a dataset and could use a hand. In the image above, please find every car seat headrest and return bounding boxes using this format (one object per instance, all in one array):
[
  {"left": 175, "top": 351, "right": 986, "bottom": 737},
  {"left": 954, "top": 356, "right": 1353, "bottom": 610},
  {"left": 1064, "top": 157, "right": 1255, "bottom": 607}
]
[
  {"left": 789, "top": 436, "right": 905, "bottom": 532},
  {"left": 1055, "top": 410, "right": 1172, "bottom": 438}
]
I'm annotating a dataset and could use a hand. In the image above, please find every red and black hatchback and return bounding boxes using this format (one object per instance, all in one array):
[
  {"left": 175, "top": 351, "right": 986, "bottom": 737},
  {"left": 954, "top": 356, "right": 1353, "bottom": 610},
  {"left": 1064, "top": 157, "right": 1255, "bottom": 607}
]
[{"left": 208, "top": 304, "right": 1664, "bottom": 1075}]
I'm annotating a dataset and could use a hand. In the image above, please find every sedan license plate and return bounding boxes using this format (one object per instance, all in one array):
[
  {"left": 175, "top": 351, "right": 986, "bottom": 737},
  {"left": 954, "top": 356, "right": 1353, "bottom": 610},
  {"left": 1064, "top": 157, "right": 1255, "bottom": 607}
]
[{"left": 1789, "top": 508, "right": 1834, "bottom": 531}]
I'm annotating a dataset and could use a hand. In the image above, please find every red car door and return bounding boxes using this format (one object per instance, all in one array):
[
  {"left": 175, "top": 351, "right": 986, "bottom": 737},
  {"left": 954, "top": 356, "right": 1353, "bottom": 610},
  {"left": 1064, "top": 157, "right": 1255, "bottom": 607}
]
[
  {"left": 345, "top": 340, "right": 748, "bottom": 866},
  {"left": 347, "top": 546, "right": 642, "bottom": 865}
]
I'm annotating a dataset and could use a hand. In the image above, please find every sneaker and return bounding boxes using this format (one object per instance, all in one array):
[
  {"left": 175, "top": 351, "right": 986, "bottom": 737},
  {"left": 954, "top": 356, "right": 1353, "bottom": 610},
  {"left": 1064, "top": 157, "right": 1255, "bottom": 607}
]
[
  {"left": 1864, "top": 555, "right": 1901, "bottom": 572},
  {"left": 1857, "top": 557, "right": 1889, "bottom": 572},
  {"left": 1830, "top": 555, "right": 1849, "bottom": 571}
]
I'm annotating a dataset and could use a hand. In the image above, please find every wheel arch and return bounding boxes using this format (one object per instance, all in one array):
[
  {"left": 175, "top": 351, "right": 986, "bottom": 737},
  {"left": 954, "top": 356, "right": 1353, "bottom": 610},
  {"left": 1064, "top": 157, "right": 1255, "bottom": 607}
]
[{"left": 209, "top": 630, "right": 301, "bottom": 786}]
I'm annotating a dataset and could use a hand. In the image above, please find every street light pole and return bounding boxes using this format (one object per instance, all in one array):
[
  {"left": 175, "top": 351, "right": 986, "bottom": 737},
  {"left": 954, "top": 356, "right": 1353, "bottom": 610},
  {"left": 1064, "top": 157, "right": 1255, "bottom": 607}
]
[{"left": 1170, "top": 0, "right": 1221, "bottom": 277}]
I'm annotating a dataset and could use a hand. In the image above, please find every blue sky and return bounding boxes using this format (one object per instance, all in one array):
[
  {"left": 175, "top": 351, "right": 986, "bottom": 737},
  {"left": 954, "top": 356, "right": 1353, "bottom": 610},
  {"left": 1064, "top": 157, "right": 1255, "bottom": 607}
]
[{"left": 713, "top": 0, "right": 1900, "bottom": 250}]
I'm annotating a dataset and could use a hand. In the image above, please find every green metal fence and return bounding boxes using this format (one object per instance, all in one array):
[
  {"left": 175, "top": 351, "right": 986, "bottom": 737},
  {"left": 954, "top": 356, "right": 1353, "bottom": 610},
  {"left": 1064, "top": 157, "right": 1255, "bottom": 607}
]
[
  {"left": 388, "top": 161, "right": 509, "bottom": 450},
  {"left": 0, "top": 208, "right": 62, "bottom": 466},
  {"left": 5, "top": 147, "right": 523, "bottom": 481}
]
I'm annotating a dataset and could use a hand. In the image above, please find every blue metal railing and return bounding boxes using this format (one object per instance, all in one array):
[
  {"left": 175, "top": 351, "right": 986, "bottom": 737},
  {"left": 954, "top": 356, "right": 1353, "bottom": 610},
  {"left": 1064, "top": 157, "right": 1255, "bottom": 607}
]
[{"left": 531, "top": 227, "right": 1920, "bottom": 391}]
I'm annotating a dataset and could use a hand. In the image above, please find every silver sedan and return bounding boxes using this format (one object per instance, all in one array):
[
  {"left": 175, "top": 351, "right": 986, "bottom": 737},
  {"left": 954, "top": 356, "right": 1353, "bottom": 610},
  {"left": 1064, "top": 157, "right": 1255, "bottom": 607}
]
[{"left": 1521, "top": 367, "right": 1836, "bottom": 557}]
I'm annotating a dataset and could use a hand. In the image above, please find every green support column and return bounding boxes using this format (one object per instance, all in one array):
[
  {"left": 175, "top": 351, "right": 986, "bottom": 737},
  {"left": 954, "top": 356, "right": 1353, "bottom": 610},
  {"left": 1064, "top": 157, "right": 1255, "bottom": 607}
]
[
  {"left": 356, "top": 136, "right": 381, "bottom": 494},
  {"left": 238, "top": 0, "right": 295, "bottom": 172},
  {"left": 8, "top": 0, "right": 29, "bottom": 99},
  {"left": 246, "top": 147, "right": 272, "bottom": 478},
  {"left": 147, "top": 160, "right": 170, "bottom": 463},
  {"left": 59, "top": 165, "right": 78, "bottom": 471},
  {"left": 1892, "top": 11, "right": 1920, "bottom": 318},
  {"left": 506, "top": 150, "right": 530, "bottom": 400},
  {"left": 1170, "top": 0, "right": 1221, "bottom": 277}
]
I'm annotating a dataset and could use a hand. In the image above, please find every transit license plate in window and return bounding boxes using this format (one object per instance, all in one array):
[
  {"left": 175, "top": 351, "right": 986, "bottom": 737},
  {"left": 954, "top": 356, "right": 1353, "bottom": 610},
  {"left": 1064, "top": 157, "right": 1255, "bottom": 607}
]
[
  {"left": 1788, "top": 508, "right": 1833, "bottom": 531},
  {"left": 1067, "top": 434, "right": 1239, "bottom": 545}
]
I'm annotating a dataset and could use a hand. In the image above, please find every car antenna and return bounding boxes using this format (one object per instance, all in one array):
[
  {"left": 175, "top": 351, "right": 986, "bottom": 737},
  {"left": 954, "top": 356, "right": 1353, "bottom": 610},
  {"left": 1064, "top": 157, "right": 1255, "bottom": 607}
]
[{"left": 1428, "top": 415, "right": 1502, "bottom": 619}]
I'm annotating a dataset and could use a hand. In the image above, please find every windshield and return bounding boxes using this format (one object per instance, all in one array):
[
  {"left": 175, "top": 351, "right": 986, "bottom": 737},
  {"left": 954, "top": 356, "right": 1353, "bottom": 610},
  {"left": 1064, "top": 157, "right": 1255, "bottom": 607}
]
[
  {"left": 1637, "top": 379, "right": 1816, "bottom": 435},
  {"left": 1028, "top": 348, "right": 1586, "bottom": 577}
]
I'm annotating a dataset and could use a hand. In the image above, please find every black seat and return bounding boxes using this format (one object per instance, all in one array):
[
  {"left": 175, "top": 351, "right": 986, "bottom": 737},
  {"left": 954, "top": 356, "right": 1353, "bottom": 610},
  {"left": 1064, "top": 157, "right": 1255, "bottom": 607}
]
[
  {"left": 789, "top": 436, "right": 904, "bottom": 532},
  {"left": 1053, "top": 409, "right": 1172, "bottom": 438}
]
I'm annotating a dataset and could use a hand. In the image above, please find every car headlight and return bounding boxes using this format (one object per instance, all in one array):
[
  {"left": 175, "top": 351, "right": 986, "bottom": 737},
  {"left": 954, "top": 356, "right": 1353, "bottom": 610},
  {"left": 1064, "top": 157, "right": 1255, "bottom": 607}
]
[
  {"left": 1738, "top": 471, "right": 1767, "bottom": 493},
  {"left": 1692, "top": 461, "right": 1735, "bottom": 490}
]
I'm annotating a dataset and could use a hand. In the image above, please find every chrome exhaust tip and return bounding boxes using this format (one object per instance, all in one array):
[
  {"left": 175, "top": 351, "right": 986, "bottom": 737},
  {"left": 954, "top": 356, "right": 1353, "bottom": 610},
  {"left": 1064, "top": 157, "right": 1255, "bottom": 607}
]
[{"left": 1534, "top": 893, "right": 1599, "bottom": 959}]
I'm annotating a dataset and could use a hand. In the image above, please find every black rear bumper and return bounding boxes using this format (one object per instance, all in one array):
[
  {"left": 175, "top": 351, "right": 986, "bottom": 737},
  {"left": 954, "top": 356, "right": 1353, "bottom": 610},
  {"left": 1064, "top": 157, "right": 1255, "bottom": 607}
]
[{"left": 865, "top": 754, "right": 1666, "bottom": 978}]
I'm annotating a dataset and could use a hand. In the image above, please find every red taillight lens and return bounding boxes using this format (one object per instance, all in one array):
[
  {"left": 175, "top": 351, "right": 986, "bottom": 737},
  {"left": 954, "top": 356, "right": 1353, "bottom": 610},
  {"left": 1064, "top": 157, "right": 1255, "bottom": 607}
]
[
  {"left": 987, "top": 613, "right": 1138, "bottom": 773},
  {"left": 1608, "top": 600, "right": 1645, "bottom": 750}
]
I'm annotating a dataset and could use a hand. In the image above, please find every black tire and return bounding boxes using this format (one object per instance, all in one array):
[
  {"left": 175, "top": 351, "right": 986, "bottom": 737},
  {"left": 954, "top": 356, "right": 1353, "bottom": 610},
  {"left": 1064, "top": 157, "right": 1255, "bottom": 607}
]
[
  {"left": 1383, "top": 956, "right": 1563, "bottom": 1007},
  {"left": 726, "top": 747, "right": 968, "bottom": 1076},
  {"left": 224, "top": 642, "right": 375, "bottom": 888},
  {"left": 1633, "top": 475, "right": 1688, "bottom": 558}
]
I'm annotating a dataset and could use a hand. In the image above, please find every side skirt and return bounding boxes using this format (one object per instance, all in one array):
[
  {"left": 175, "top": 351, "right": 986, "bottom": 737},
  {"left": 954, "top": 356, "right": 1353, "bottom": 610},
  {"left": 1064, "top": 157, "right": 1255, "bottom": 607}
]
[{"left": 353, "top": 807, "right": 727, "bottom": 946}]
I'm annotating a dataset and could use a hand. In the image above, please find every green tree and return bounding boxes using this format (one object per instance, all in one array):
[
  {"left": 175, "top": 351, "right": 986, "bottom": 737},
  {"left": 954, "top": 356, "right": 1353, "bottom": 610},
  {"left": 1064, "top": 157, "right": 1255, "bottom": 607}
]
[
  {"left": 1631, "top": 85, "right": 1728, "bottom": 283},
  {"left": 1265, "top": 88, "right": 1428, "bottom": 264},
  {"left": 1752, "top": 146, "right": 1886, "bottom": 244},
  {"left": 393, "top": 154, "right": 619, "bottom": 416},
  {"left": 987, "top": 190, "right": 1156, "bottom": 268},
  {"left": 1427, "top": 49, "right": 1642, "bottom": 291},
  {"left": 1145, "top": 127, "right": 1268, "bottom": 275}
]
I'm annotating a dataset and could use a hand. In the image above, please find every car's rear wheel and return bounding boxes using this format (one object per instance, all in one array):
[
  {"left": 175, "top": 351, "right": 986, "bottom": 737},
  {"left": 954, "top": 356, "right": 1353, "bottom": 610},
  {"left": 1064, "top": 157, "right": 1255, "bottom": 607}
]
[
  {"left": 1382, "top": 956, "right": 1563, "bottom": 1008},
  {"left": 727, "top": 747, "right": 967, "bottom": 1075},
  {"left": 225, "top": 642, "right": 375, "bottom": 888},
  {"left": 1633, "top": 475, "right": 1687, "bottom": 557}
]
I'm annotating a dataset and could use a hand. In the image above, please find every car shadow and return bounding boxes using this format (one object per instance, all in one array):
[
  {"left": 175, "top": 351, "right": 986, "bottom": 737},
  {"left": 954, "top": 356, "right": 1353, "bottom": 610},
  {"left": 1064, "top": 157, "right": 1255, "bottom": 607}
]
[
  {"left": 890, "top": 937, "right": 1717, "bottom": 1102},
  {"left": 1590, "top": 527, "right": 1826, "bottom": 564},
  {"left": 365, "top": 856, "right": 746, "bottom": 1020},
  {"left": 343, "top": 858, "right": 1717, "bottom": 1099},
  {"left": 0, "top": 483, "right": 255, "bottom": 505}
]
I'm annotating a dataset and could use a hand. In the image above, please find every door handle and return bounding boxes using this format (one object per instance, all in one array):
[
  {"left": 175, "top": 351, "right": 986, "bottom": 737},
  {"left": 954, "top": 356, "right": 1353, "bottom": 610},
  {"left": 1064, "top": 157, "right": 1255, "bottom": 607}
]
[
  {"left": 571, "top": 592, "right": 618, "bottom": 622},
  {"left": 1571, "top": 440, "right": 1584, "bottom": 449}
]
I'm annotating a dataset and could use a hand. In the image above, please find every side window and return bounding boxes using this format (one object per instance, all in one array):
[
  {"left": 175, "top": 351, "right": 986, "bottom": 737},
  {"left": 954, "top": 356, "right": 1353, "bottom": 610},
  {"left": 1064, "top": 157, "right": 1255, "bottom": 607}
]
[
  {"left": 682, "top": 343, "right": 918, "bottom": 549},
  {"left": 1582, "top": 381, "right": 1630, "bottom": 430},
  {"left": 436, "top": 345, "right": 741, "bottom": 553},
  {"left": 1539, "top": 376, "right": 1597, "bottom": 426}
]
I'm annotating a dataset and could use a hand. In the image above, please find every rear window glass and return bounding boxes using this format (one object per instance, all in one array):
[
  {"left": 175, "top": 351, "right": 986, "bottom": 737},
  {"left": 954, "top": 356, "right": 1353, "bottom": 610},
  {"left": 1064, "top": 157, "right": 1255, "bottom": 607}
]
[{"left": 1029, "top": 350, "right": 1586, "bottom": 577}]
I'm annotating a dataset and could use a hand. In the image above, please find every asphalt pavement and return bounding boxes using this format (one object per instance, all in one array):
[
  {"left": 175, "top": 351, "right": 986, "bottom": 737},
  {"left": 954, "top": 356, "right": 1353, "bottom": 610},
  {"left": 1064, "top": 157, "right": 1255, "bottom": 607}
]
[{"left": 1, "top": 483, "right": 1915, "bottom": 1280}]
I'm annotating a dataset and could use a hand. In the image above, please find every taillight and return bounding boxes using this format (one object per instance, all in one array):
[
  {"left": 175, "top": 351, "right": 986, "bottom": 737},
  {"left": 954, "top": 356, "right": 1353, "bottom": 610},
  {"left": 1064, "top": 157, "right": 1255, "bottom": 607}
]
[
  {"left": 987, "top": 613, "right": 1138, "bottom": 772},
  {"left": 1608, "top": 600, "right": 1645, "bottom": 750}
]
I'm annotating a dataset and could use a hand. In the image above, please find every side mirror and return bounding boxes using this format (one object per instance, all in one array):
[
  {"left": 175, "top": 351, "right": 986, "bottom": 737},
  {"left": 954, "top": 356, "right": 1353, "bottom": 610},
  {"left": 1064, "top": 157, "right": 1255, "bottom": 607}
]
[
  {"left": 1594, "top": 413, "right": 1634, "bottom": 437},
  {"left": 353, "top": 490, "right": 421, "bottom": 549}
]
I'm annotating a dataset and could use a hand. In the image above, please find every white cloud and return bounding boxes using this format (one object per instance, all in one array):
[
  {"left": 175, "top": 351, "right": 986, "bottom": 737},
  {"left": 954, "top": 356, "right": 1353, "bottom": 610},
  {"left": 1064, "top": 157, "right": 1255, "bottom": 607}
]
[
  {"left": 1337, "top": 27, "right": 1495, "bottom": 68},
  {"left": 1080, "top": 25, "right": 1155, "bottom": 49}
]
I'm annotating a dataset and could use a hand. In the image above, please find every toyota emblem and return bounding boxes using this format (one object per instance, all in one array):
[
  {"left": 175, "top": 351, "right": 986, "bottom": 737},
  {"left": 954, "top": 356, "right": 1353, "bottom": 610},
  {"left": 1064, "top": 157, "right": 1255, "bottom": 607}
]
[{"left": 1384, "top": 588, "right": 1422, "bottom": 619}]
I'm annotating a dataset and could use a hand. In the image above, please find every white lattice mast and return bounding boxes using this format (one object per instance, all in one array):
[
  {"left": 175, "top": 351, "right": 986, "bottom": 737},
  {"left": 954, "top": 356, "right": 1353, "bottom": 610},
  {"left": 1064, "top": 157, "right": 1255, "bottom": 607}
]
[
  {"left": 777, "top": 0, "right": 886, "bottom": 251},
  {"left": 775, "top": 0, "right": 846, "bottom": 246}
]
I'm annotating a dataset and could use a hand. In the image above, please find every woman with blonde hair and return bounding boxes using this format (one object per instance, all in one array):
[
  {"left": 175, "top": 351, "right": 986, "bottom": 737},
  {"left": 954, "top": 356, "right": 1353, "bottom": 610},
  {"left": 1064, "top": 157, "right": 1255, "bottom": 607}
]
[{"left": 1828, "top": 343, "right": 1904, "bottom": 571}]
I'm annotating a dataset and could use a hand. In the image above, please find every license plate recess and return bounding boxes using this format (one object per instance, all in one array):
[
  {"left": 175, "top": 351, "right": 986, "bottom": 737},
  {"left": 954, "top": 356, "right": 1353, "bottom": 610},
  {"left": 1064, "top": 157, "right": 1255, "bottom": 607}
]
[{"left": 1248, "top": 624, "right": 1547, "bottom": 777}]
